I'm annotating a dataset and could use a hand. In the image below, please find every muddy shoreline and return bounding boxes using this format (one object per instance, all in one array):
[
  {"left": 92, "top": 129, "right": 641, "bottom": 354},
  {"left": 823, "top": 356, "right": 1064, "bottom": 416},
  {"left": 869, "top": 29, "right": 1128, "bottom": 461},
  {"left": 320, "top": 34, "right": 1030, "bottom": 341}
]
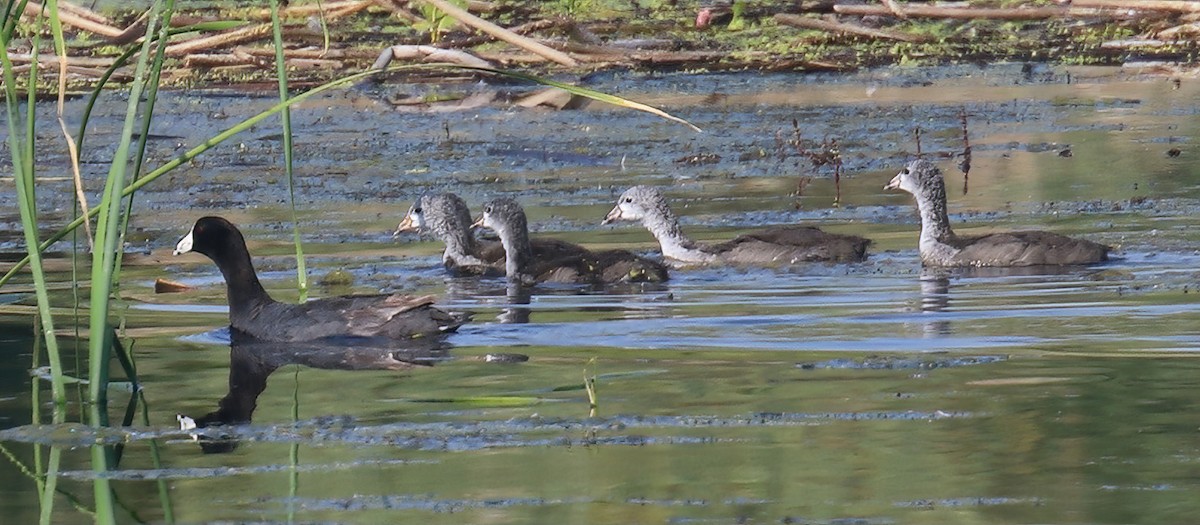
[{"left": 9, "top": 1, "right": 1200, "bottom": 94}]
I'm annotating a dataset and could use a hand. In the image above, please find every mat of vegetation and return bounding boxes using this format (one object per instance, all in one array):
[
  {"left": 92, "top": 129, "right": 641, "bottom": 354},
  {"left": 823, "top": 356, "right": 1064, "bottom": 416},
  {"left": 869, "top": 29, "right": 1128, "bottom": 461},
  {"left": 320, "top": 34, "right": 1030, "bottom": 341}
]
[{"left": 10, "top": 0, "right": 1200, "bottom": 92}]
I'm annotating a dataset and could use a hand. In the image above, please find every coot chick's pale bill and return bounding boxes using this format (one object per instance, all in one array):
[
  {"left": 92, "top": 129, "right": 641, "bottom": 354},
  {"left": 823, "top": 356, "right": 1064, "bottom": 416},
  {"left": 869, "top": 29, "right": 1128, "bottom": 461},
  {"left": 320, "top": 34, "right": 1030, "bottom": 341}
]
[
  {"left": 884, "top": 159, "right": 1110, "bottom": 267},
  {"left": 174, "top": 216, "right": 466, "bottom": 342},
  {"left": 603, "top": 185, "right": 870, "bottom": 265}
]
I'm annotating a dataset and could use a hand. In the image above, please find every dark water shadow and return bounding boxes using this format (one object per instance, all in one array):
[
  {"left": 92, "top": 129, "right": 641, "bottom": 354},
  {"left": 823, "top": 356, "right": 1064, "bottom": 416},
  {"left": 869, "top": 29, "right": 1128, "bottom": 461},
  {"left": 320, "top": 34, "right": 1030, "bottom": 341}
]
[
  {"left": 442, "top": 276, "right": 672, "bottom": 325},
  {"left": 186, "top": 332, "right": 451, "bottom": 453}
]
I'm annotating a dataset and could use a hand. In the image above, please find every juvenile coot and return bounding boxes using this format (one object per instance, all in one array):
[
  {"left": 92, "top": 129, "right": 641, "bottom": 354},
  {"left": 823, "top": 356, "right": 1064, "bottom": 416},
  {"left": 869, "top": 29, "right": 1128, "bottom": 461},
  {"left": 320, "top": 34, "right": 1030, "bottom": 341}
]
[
  {"left": 603, "top": 186, "right": 870, "bottom": 265},
  {"left": 398, "top": 193, "right": 668, "bottom": 283},
  {"left": 473, "top": 197, "right": 669, "bottom": 285},
  {"left": 884, "top": 159, "right": 1109, "bottom": 267},
  {"left": 174, "top": 216, "right": 465, "bottom": 341}
]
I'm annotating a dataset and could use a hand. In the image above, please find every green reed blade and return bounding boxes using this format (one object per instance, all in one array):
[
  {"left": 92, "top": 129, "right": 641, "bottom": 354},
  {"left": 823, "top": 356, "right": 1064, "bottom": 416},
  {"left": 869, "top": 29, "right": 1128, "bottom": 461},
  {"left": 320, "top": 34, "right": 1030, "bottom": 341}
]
[
  {"left": 85, "top": 2, "right": 170, "bottom": 521},
  {"left": 113, "top": 0, "right": 177, "bottom": 291},
  {"left": 2, "top": 0, "right": 66, "bottom": 412},
  {"left": 2, "top": 0, "right": 31, "bottom": 48},
  {"left": 138, "top": 391, "right": 175, "bottom": 524},
  {"left": 288, "top": 366, "right": 300, "bottom": 522},
  {"left": 271, "top": 0, "right": 307, "bottom": 300}
]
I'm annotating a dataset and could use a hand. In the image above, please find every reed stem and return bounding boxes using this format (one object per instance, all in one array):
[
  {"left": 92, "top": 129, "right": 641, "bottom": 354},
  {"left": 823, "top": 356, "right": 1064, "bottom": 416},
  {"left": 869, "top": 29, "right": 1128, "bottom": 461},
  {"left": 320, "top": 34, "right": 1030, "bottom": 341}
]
[{"left": 271, "top": 0, "right": 308, "bottom": 300}]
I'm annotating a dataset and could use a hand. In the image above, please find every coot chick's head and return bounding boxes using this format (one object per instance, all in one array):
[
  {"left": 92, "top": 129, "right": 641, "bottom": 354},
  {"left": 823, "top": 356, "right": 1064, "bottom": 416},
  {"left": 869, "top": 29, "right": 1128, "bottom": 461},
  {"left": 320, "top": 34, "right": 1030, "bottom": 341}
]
[
  {"left": 603, "top": 185, "right": 668, "bottom": 225},
  {"left": 474, "top": 197, "right": 528, "bottom": 239},
  {"left": 884, "top": 159, "right": 945, "bottom": 197},
  {"left": 395, "top": 193, "right": 473, "bottom": 239},
  {"left": 175, "top": 216, "right": 243, "bottom": 259}
]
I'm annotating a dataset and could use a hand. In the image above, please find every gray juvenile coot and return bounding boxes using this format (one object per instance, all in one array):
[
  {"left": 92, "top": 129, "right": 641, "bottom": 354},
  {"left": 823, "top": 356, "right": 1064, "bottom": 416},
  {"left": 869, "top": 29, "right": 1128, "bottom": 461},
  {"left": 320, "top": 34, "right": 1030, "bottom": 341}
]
[
  {"left": 175, "top": 216, "right": 466, "bottom": 341},
  {"left": 471, "top": 197, "right": 669, "bottom": 285},
  {"left": 884, "top": 159, "right": 1109, "bottom": 267},
  {"left": 398, "top": 193, "right": 668, "bottom": 283},
  {"left": 603, "top": 185, "right": 870, "bottom": 265}
]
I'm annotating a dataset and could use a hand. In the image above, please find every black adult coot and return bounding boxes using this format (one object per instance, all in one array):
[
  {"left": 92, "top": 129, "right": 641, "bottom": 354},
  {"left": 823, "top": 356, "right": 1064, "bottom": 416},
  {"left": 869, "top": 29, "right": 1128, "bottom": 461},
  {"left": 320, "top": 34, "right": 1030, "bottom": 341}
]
[
  {"left": 884, "top": 159, "right": 1109, "bottom": 267},
  {"left": 174, "top": 216, "right": 465, "bottom": 341},
  {"left": 398, "top": 193, "right": 668, "bottom": 283},
  {"left": 603, "top": 186, "right": 870, "bottom": 265}
]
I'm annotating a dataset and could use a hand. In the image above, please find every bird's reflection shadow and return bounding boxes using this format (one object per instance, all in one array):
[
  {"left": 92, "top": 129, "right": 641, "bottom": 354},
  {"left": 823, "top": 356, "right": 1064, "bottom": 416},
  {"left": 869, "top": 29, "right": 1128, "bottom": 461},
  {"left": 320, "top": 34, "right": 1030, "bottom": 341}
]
[
  {"left": 442, "top": 277, "right": 673, "bottom": 325},
  {"left": 190, "top": 332, "right": 450, "bottom": 453},
  {"left": 440, "top": 279, "right": 532, "bottom": 324},
  {"left": 918, "top": 270, "right": 952, "bottom": 337},
  {"left": 916, "top": 265, "right": 1104, "bottom": 338},
  {"left": 500, "top": 283, "right": 533, "bottom": 324}
]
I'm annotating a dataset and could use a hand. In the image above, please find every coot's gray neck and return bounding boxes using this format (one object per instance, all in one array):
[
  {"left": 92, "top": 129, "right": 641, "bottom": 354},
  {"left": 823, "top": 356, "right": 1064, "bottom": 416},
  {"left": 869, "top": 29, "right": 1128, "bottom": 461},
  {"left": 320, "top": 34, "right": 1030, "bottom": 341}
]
[
  {"left": 643, "top": 204, "right": 714, "bottom": 263},
  {"left": 437, "top": 221, "right": 479, "bottom": 265},
  {"left": 914, "top": 177, "right": 955, "bottom": 244},
  {"left": 912, "top": 177, "right": 961, "bottom": 265},
  {"left": 497, "top": 224, "right": 534, "bottom": 282}
]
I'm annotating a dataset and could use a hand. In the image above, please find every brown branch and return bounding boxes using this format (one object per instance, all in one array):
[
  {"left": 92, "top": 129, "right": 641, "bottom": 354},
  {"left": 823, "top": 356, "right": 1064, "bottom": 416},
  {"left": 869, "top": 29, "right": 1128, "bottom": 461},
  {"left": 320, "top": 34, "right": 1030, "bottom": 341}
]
[
  {"left": 416, "top": 0, "right": 578, "bottom": 66},
  {"left": 23, "top": 1, "right": 126, "bottom": 38},
  {"left": 8, "top": 53, "right": 116, "bottom": 68},
  {"left": 775, "top": 14, "right": 929, "bottom": 43},
  {"left": 880, "top": 0, "right": 909, "bottom": 19},
  {"left": 56, "top": 1, "right": 113, "bottom": 25},
  {"left": 1069, "top": 0, "right": 1200, "bottom": 13},
  {"left": 832, "top": 4, "right": 1137, "bottom": 19},
  {"left": 165, "top": 23, "right": 275, "bottom": 57},
  {"left": 437, "top": 18, "right": 569, "bottom": 49},
  {"left": 1155, "top": 21, "right": 1200, "bottom": 39},
  {"left": 248, "top": 0, "right": 372, "bottom": 19}
]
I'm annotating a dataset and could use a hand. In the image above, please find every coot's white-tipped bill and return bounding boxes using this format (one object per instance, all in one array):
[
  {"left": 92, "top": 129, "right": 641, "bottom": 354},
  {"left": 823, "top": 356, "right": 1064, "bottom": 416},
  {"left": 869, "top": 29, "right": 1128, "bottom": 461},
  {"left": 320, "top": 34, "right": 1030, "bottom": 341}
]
[
  {"left": 394, "top": 213, "right": 418, "bottom": 237},
  {"left": 173, "top": 231, "right": 193, "bottom": 256},
  {"left": 883, "top": 173, "right": 902, "bottom": 191},
  {"left": 601, "top": 204, "right": 623, "bottom": 225}
]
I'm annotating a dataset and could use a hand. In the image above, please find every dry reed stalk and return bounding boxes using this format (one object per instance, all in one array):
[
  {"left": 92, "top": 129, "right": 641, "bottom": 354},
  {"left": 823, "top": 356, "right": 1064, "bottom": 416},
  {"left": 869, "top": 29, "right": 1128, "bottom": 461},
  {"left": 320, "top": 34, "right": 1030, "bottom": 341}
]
[
  {"left": 775, "top": 13, "right": 928, "bottom": 42},
  {"left": 249, "top": 0, "right": 370, "bottom": 19},
  {"left": 1069, "top": 0, "right": 1200, "bottom": 13},
  {"left": 832, "top": 4, "right": 1134, "bottom": 19},
  {"left": 880, "top": 0, "right": 910, "bottom": 19},
  {"left": 418, "top": 0, "right": 579, "bottom": 66},
  {"left": 22, "top": 1, "right": 126, "bottom": 38},
  {"left": 165, "top": 23, "right": 275, "bottom": 57}
]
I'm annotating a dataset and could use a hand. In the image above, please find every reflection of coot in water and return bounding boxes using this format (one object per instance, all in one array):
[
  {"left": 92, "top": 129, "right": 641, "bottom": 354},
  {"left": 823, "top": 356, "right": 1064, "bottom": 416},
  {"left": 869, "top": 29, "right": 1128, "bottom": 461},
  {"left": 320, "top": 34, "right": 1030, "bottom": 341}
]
[
  {"left": 173, "top": 216, "right": 467, "bottom": 342},
  {"left": 191, "top": 332, "right": 450, "bottom": 454},
  {"left": 919, "top": 272, "right": 951, "bottom": 338}
]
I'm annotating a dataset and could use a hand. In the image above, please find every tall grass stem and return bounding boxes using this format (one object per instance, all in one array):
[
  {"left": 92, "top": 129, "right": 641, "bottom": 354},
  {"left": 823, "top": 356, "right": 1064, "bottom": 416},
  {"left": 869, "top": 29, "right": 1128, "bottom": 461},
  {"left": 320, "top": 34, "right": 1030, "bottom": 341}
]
[
  {"left": 271, "top": 0, "right": 307, "bottom": 300},
  {"left": 2, "top": 0, "right": 67, "bottom": 412}
]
